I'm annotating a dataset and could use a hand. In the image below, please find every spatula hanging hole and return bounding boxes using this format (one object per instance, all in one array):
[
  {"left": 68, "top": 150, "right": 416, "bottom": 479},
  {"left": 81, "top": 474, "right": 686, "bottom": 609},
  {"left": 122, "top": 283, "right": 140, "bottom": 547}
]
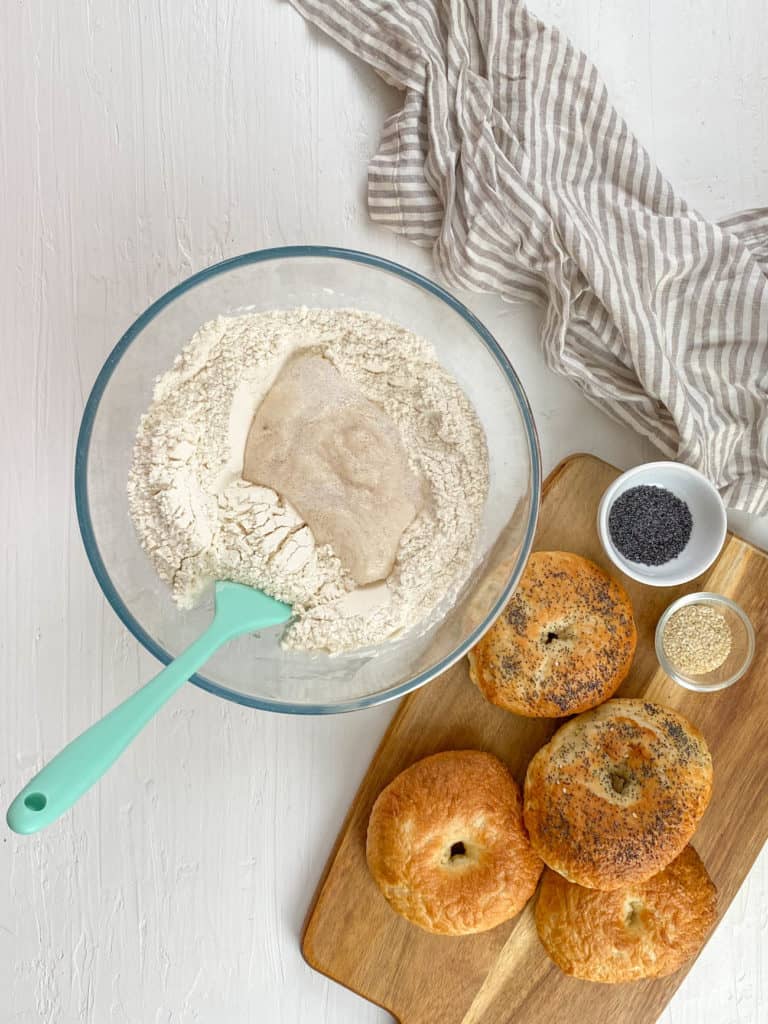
[
  {"left": 24, "top": 793, "right": 46, "bottom": 812},
  {"left": 449, "top": 841, "right": 466, "bottom": 859}
]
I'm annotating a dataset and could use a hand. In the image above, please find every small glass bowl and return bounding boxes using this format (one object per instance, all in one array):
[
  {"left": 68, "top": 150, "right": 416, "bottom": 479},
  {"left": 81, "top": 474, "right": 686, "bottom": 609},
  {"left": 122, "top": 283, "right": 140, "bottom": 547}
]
[{"left": 655, "top": 592, "right": 755, "bottom": 692}]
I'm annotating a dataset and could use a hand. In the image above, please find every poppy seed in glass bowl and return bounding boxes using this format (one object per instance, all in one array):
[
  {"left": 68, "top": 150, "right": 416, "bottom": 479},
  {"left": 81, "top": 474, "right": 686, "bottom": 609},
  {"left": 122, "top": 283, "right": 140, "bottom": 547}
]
[{"left": 608, "top": 485, "right": 693, "bottom": 566}]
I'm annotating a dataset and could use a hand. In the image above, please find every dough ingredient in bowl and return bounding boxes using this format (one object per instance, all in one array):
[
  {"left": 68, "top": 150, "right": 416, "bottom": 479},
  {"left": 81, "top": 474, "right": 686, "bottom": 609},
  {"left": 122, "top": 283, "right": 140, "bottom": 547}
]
[
  {"left": 242, "top": 352, "right": 423, "bottom": 586},
  {"left": 128, "top": 308, "right": 489, "bottom": 653}
]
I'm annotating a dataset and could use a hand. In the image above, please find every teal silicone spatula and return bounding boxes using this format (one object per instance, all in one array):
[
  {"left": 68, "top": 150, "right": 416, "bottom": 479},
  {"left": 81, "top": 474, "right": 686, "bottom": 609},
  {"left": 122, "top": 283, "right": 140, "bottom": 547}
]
[{"left": 6, "top": 582, "right": 292, "bottom": 835}]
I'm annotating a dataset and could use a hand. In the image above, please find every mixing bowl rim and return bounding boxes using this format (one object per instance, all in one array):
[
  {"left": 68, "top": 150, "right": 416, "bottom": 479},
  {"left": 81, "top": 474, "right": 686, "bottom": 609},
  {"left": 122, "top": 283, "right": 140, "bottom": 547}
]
[{"left": 75, "top": 244, "right": 541, "bottom": 714}]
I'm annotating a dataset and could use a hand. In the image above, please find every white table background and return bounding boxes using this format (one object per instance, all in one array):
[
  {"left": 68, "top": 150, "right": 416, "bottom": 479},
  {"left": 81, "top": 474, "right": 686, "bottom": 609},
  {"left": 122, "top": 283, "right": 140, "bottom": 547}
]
[{"left": 1, "top": 2, "right": 766, "bottom": 1021}]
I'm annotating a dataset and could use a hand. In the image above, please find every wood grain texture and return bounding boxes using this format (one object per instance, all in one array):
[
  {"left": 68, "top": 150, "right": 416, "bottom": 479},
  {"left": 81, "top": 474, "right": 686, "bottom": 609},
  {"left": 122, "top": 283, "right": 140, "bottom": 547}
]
[
  {"left": 0, "top": 2, "right": 766, "bottom": 1022},
  {"left": 303, "top": 456, "right": 768, "bottom": 1024}
]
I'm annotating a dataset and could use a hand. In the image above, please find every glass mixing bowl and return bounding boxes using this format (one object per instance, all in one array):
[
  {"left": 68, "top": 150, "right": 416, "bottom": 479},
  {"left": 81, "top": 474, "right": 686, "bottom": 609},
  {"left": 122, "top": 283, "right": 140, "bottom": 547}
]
[{"left": 76, "top": 246, "right": 540, "bottom": 713}]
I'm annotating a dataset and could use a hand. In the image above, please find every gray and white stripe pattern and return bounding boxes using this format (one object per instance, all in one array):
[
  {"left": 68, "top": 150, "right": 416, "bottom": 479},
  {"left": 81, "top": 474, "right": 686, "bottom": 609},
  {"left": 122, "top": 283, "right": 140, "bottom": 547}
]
[{"left": 290, "top": 0, "right": 768, "bottom": 512}]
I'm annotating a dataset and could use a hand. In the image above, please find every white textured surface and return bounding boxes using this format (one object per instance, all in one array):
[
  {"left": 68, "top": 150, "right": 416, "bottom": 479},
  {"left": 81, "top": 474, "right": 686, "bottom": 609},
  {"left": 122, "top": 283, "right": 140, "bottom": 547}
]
[{"left": 0, "top": 1, "right": 765, "bottom": 1021}]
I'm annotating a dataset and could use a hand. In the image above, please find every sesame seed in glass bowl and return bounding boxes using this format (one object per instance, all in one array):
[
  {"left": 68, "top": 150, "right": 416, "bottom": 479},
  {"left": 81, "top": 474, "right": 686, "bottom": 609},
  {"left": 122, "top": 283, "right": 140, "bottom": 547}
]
[{"left": 655, "top": 592, "right": 755, "bottom": 693}]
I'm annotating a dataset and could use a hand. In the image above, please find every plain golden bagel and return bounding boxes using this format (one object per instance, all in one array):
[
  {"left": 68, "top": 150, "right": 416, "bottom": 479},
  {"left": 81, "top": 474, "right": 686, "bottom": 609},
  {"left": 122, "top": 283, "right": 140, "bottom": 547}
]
[
  {"left": 535, "top": 846, "right": 717, "bottom": 982},
  {"left": 524, "top": 700, "right": 713, "bottom": 890},
  {"left": 468, "top": 551, "right": 637, "bottom": 717},
  {"left": 366, "top": 750, "right": 543, "bottom": 935}
]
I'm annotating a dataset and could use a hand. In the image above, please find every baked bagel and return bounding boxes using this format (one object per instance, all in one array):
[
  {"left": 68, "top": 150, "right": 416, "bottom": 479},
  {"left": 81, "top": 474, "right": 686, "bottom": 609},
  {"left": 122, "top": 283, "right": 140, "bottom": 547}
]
[
  {"left": 468, "top": 551, "right": 636, "bottom": 717},
  {"left": 535, "top": 846, "right": 717, "bottom": 982},
  {"left": 524, "top": 700, "right": 713, "bottom": 889},
  {"left": 366, "top": 750, "right": 543, "bottom": 935}
]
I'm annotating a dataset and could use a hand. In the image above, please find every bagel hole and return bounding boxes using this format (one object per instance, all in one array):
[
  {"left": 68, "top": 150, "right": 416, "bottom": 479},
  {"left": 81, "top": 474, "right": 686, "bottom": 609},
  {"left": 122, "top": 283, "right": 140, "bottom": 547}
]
[
  {"left": 449, "top": 841, "right": 466, "bottom": 860},
  {"left": 625, "top": 900, "right": 643, "bottom": 927},
  {"left": 542, "top": 625, "right": 574, "bottom": 646},
  {"left": 611, "top": 774, "right": 627, "bottom": 794},
  {"left": 610, "top": 768, "right": 632, "bottom": 794}
]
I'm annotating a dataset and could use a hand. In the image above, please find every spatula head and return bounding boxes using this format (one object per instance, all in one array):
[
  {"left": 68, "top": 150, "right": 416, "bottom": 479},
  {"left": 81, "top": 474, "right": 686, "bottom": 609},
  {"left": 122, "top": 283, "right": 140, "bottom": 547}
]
[{"left": 214, "top": 581, "right": 293, "bottom": 631}]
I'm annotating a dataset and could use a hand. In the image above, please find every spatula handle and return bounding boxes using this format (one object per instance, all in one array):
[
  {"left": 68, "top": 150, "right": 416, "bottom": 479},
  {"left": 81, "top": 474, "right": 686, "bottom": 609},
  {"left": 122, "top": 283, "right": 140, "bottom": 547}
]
[{"left": 6, "top": 624, "right": 226, "bottom": 835}]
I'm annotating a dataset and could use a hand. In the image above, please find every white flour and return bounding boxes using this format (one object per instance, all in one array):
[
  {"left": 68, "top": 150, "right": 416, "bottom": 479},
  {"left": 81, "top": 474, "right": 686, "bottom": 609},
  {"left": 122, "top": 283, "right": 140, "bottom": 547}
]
[{"left": 128, "top": 308, "right": 489, "bottom": 653}]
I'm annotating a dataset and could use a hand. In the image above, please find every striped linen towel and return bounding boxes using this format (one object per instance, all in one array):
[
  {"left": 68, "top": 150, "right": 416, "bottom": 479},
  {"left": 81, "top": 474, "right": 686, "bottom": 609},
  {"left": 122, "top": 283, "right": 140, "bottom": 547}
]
[{"left": 289, "top": 0, "right": 768, "bottom": 512}]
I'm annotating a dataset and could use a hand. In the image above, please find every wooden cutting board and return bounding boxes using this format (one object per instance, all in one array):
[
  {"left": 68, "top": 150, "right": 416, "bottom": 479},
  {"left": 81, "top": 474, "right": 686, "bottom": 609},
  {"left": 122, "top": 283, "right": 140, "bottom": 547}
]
[{"left": 302, "top": 454, "right": 768, "bottom": 1024}]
